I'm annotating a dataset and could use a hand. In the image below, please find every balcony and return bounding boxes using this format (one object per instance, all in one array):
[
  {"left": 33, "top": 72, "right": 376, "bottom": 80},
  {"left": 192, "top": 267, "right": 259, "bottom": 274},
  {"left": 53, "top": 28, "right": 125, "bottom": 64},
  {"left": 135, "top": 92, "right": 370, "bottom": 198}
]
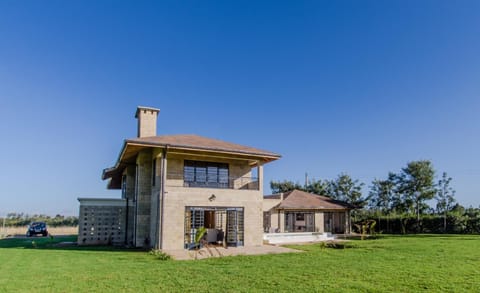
[{"left": 165, "top": 173, "right": 259, "bottom": 190}]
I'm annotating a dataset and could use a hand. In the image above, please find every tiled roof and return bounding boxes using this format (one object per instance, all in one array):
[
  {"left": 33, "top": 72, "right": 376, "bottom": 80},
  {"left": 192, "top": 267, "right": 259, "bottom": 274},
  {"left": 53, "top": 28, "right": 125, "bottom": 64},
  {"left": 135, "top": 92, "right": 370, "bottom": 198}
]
[
  {"left": 103, "top": 134, "right": 280, "bottom": 189},
  {"left": 266, "top": 189, "right": 354, "bottom": 210},
  {"left": 126, "top": 134, "right": 281, "bottom": 158}
]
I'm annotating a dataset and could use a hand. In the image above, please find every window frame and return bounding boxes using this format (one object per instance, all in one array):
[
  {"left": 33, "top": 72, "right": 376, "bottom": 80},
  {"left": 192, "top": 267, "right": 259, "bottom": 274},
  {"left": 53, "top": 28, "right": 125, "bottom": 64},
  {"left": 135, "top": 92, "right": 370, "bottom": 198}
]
[{"left": 184, "top": 160, "right": 229, "bottom": 188}]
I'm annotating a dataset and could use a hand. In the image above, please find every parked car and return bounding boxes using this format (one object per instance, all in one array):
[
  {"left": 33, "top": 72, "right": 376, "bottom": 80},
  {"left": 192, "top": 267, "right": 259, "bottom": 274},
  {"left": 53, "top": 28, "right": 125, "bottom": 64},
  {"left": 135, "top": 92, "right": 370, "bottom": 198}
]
[{"left": 26, "top": 222, "right": 48, "bottom": 237}]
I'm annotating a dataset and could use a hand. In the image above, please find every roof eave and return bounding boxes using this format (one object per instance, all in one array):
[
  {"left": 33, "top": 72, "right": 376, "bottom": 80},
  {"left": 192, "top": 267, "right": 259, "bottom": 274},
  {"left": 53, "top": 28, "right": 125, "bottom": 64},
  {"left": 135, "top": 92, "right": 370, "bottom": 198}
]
[
  {"left": 102, "top": 140, "right": 129, "bottom": 180},
  {"left": 124, "top": 139, "right": 281, "bottom": 161}
]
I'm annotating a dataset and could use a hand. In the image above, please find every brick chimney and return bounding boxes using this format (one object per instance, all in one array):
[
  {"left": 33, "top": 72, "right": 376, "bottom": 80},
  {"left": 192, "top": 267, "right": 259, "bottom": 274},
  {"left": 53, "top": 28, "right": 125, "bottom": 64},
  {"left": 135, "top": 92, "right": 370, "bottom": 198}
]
[{"left": 135, "top": 106, "right": 160, "bottom": 137}]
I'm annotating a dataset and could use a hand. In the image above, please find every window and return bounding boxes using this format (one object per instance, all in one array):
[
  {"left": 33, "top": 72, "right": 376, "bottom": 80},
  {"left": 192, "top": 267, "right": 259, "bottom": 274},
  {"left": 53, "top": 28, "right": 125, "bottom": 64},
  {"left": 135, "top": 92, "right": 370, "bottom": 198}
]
[
  {"left": 184, "top": 160, "right": 229, "bottom": 188},
  {"left": 285, "top": 212, "right": 315, "bottom": 232}
]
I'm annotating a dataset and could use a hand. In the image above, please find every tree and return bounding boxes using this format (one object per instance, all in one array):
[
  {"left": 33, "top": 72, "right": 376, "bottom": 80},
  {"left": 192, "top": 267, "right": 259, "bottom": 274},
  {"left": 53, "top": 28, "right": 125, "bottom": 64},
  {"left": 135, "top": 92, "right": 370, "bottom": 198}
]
[
  {"left": 305, "top": 178, "right": 333, "bottom": 197},
  {"left": 270, "top": 178, "right": 334, "bottom": 197},
  {"left": 270, "top": 180, "right": 303, "bottom": 194},
  {"left": 330, "top": 173, "right": 367, "bottom": 207},
  {"left": 397, "top": 160, "right": 436, "bottom": 231},
  {"left": 369, "top": 173, "right": 396, "bottom": 214},
  {"left": 436, "top": 172, "right": 456, "bottom": 232}
]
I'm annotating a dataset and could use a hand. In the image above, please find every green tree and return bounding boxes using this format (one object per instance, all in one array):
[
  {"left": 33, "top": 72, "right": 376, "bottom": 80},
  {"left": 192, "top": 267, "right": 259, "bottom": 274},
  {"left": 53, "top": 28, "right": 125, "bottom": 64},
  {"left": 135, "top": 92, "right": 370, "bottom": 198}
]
[
  {"left": 369, "top": 173, "right": 396, "bottom": 214},
  {"left": 330, "top": 173, "right": 367, "bottom": 207},
  {"left": 270, "top": 180, "right": 303, "bottom": 194},
  {"left": 436, "top": 172, "right": 456, "bottom": 232},
  {"left": 397, "top": 160, "right": 436, "bottom": 231},
  {"left": 306, "top": 178, "right": 333, "bottom": 197}
]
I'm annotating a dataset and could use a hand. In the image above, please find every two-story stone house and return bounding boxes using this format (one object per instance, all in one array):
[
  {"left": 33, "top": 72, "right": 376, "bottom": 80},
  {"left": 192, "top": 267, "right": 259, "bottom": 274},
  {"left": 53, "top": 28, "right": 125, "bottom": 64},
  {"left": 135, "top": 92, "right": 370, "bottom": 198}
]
[{"left": 79, "top": 106, "right": 280, "bottom": 250}]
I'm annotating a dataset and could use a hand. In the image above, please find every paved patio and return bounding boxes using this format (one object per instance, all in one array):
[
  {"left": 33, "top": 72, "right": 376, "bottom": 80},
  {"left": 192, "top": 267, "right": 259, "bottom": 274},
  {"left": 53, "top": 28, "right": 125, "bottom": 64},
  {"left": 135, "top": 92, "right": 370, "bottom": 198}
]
[{"left": 163, "top": 245, "right": 302, "bottom": 260}]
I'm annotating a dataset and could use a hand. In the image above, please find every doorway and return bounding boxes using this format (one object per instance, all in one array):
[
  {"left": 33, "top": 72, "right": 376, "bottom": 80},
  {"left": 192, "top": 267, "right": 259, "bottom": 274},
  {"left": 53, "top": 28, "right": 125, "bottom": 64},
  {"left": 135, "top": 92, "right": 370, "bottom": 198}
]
[
  {"left": 324, "top": 212, "right": 346, "bottom": 233},
  {"left": 184, "top": 206, "right": 244, "bottom": 249}
]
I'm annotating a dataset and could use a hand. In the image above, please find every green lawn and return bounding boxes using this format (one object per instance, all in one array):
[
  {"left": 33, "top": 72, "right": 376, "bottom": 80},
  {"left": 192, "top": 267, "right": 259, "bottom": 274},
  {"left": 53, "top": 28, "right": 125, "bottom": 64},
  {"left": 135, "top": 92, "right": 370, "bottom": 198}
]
[{"left": 0, "top": 235, "right": 479, "bottom": 292}]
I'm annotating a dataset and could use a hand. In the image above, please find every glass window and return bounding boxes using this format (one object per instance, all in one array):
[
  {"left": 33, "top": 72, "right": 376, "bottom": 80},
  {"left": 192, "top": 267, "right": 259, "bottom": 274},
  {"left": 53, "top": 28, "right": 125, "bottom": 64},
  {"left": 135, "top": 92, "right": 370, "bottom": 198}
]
[
  {"left": 184, "top": 160, "right": 229, "bottom": 188},
  {"left": 285, "top": 212, "right": 315, "bottom": 232}
]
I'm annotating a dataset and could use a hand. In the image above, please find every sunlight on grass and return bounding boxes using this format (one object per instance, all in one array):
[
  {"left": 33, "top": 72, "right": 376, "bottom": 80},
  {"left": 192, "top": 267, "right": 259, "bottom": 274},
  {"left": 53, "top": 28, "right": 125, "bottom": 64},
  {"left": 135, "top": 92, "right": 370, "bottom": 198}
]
[{"left": 0, "top": 235, "right": 479, "bottom": 292}]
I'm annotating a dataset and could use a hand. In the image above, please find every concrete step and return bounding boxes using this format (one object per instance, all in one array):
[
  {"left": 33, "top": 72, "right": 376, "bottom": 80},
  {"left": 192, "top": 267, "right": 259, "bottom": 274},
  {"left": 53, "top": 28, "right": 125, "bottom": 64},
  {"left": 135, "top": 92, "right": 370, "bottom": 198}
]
[{"left": 263, "top": 232, "right": 336, "bottom": 244}]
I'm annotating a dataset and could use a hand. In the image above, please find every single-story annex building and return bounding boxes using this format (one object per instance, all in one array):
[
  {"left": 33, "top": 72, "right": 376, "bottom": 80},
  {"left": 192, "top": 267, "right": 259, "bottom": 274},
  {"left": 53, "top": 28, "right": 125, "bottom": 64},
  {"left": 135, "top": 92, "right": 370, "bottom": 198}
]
[{"left": 263, "top": 189, "right": 354, "bottom": 235}]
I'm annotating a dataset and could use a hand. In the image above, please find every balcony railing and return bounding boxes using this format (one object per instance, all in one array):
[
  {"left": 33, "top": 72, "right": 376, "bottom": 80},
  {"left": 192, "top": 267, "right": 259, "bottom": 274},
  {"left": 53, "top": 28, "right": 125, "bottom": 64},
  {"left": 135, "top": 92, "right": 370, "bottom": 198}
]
[{"left": 165, "top": 173, "right": 259, "bottom": 190}]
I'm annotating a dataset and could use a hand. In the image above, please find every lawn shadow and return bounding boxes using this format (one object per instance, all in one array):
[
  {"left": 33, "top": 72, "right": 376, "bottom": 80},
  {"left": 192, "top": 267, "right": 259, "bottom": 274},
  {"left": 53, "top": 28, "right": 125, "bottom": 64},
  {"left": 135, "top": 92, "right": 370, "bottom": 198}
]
[{"left": 0, "top": 235, "right": 146, "bottom": 253}]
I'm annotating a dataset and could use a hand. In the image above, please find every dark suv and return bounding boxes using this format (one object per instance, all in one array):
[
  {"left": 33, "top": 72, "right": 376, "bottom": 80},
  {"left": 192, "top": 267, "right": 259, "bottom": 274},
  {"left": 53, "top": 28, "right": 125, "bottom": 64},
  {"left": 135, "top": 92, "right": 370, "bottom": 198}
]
[{"left": 26, "top": 222, "right": 48, "bottom": 237}]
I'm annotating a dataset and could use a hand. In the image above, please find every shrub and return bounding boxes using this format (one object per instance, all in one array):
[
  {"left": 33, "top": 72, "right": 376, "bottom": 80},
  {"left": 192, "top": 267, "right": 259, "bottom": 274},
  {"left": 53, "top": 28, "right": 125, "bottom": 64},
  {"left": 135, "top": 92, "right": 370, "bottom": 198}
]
[{"left": 149, "top": 249, "right": 171, "bottom": 261}]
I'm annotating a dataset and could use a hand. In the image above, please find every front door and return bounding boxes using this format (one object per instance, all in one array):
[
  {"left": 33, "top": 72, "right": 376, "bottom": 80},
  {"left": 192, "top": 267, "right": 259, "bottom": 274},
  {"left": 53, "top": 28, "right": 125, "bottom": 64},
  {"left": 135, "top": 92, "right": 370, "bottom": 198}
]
[{"left": 324, "top": 212, "right": 333, "bottom": 233}]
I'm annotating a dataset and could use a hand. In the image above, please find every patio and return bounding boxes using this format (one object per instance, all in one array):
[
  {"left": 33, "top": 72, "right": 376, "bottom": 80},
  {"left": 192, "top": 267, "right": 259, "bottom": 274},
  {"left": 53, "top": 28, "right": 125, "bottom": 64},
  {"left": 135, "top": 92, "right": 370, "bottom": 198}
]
[{"left": 163, "top": 245, "right": 301, "bottom": 260}]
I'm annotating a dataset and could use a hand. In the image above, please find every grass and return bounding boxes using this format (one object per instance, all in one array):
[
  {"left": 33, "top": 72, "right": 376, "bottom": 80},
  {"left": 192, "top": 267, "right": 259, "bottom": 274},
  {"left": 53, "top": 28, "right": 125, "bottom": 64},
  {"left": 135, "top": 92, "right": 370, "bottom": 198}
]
[{"left": 0, "top": 235, "right": 479, "bottom": 292}]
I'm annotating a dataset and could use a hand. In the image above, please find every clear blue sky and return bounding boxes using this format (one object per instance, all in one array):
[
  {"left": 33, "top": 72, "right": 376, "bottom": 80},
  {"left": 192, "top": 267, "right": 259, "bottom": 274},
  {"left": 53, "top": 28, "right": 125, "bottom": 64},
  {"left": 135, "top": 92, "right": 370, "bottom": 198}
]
[{"left": 1, "top": 1, "right": 479, "bottom": 216}]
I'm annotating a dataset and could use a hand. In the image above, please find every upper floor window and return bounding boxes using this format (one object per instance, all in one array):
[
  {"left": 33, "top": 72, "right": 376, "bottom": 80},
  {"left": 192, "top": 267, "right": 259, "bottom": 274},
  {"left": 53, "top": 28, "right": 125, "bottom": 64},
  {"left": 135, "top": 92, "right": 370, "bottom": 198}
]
[{"left": 184, "top": 160, "right": 229, "bottom": 188}]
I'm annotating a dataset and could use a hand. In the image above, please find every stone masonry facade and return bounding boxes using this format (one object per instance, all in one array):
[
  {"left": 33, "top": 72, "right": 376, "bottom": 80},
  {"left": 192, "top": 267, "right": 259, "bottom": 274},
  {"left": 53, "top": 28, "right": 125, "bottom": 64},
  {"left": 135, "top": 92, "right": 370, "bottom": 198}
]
[
  {"left": 91, "top": 106, "right": 280, "bottom": 250},
  {"left": 120, "top": 149, "right": 265, "bottom": 249}
]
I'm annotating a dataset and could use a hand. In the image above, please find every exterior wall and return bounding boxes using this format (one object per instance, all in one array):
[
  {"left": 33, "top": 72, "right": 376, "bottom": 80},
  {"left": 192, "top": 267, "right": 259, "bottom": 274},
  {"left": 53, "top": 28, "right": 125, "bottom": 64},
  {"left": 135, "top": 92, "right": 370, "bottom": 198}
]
[
  {"left": 158, "top": 153, "right": 263, "bottom": 250},
  {"left": 108, "top": 149, "right": 267, "bottom": 249},
  {"left": 315, "top": 211, "right": 324, "bottom": 233},
  {"left": 161, "top": 187, "right": 263, "bottom": 250},
  {"left": 269, "top": 211, "right": 280, "bottom": 232},
  {"left": 263, "top": 197, "right": 282, "bottom": 232},
  {"left": 135, "top": 149, "right": 153, "bottom": 247},
  {"left": 78, "top": 198, "right": 134, "bottom": 246},
  {"left": 263, "top": 197, "right": 282, "bottom": 211}
]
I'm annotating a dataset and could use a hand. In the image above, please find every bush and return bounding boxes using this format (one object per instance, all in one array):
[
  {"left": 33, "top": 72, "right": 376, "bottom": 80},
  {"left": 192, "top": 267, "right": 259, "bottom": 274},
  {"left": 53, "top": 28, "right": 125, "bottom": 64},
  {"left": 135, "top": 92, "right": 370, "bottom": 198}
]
[
  {"left": 149, "top": 249, "right": 171, "bottom": 261},
  {"left": 355, "top": 213, "right": 480, "bottom": 234}
]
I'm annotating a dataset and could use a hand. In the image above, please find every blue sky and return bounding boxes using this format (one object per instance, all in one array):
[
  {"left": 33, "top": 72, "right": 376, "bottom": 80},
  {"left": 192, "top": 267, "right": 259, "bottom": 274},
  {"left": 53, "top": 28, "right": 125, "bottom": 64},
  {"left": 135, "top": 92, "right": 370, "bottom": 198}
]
[{"left": 1, "top": 1, "right": 479, "bottom": 215}]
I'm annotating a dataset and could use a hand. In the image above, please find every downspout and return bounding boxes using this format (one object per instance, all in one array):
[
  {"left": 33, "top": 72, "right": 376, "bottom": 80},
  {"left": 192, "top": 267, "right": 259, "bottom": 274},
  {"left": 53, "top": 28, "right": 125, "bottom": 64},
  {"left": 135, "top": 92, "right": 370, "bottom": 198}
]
[
  {"left": 125, "top": 198, "right": 129, "bottom": 245},
  {"left": 154, "top": 156, "right": 160, "bottom": 250},
  {"left": 133, "top": 164, "right": 139, "bottom": 247}
]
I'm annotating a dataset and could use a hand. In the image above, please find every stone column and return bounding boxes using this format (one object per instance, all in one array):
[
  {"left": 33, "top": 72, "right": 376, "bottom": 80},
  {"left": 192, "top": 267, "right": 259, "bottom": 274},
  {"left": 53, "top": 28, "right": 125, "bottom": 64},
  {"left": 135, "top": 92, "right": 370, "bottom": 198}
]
[{"left": 135, "top": 149, "right": 152, "bottom": 247}]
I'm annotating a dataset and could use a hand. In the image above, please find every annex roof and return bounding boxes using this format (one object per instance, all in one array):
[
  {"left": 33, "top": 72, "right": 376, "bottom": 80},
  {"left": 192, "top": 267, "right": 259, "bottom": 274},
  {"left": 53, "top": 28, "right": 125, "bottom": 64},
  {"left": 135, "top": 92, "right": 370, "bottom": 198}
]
[{"left": 265, "top": 189, "right": 354, "bottom": 210}]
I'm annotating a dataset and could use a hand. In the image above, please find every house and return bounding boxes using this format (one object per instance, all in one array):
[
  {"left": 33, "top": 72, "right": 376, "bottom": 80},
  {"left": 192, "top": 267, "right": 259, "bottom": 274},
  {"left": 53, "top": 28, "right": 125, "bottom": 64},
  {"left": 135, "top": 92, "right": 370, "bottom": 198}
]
[
  {"left": 78, "top": 106, "right": 280, "bottom": 250},
  {"left": 263, "top": 189, "right": 353, "bottom": 235}
]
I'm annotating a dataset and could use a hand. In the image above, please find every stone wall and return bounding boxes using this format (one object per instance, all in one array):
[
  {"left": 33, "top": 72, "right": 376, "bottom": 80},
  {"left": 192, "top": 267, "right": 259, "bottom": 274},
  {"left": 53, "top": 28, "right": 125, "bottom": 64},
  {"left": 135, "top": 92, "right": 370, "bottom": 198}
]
[
  {"left": 135, "top": 149, "right": 152, "bottom": 247},
  {"left": 161, "top": 187, "right": 263, "bottom": 250},
  {"left": 109, "top": 150, "right": 267, "bottom": 250},
  {"left": 158, "top": 153, "right": 264, "bottom": 250},
  {"left": 78, "top": 198, "right": 134, "bottom": 246}
]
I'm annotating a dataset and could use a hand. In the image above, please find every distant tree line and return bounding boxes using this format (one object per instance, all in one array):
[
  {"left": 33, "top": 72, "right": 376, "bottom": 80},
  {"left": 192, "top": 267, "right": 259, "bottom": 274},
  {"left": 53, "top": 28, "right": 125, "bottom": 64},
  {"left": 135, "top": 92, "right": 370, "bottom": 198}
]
[
  {"left": 270, "top": 160, "right": 480, "bottom": 234},
  {"left": 1, "top": 213, "right": 78, "bottom": 227}
]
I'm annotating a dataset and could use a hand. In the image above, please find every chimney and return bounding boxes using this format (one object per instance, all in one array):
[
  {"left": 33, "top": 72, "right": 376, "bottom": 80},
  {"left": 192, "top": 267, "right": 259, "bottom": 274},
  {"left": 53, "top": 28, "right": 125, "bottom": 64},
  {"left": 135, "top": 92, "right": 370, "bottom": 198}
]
[{"left": 135, "top": 106, "right": 160, "bottom": 137}]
